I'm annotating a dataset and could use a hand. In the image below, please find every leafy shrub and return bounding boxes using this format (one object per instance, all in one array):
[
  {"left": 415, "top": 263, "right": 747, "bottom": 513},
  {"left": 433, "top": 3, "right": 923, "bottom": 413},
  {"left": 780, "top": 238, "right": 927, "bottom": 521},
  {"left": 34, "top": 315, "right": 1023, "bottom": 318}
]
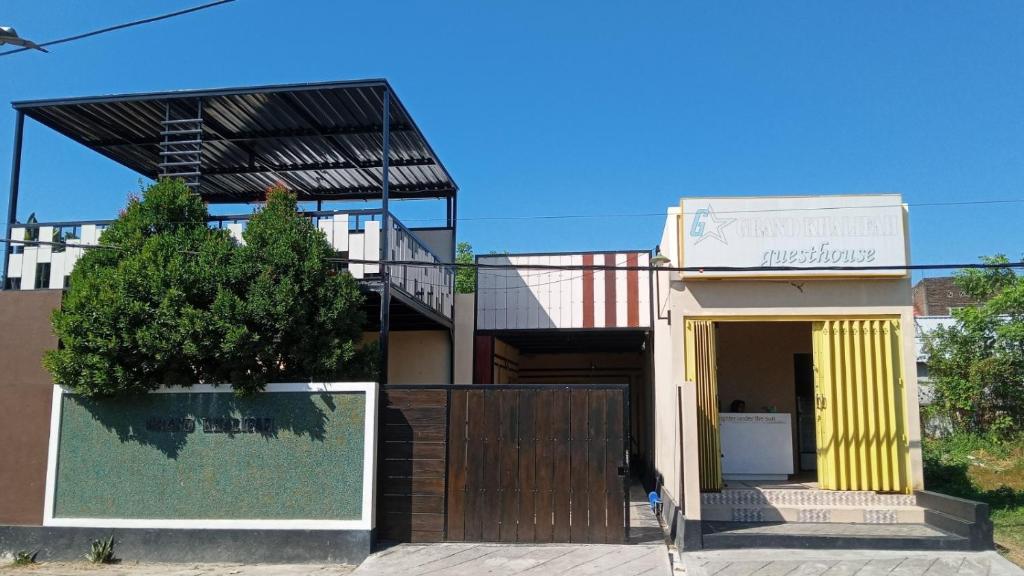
[
  {"left": 923, "top": 255, "right": 1024, "bottom": 437},
  {"left": 44, "top": 181, "right": 376, "bottom": 396},
  {"left": 44, "top": 179, "right": 236, "bottom": 395}
]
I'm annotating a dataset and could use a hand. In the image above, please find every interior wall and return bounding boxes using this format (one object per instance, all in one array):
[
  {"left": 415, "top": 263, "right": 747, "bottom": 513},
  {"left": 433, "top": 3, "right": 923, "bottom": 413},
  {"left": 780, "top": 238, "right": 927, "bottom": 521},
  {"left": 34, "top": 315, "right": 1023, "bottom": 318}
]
[
  {"left": 453, "top": 294, "right": 475, "bottom": 384},
  {"left": 715, "top": 322, "right": 811, "bottom": 414},
  {"left": 0, "top": 289, "right": 62, "bottom": 525},
  {"left": 493, "top": 338, "right": 520, "bottom": 384},
  {"left": 714, "top": 322, "right": 812, "bottom": 472}
]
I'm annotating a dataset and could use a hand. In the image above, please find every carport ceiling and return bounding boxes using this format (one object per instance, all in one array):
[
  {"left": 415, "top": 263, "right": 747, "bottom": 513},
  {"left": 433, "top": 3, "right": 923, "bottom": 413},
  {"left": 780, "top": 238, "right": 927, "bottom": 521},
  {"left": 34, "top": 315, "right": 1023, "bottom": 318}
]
[{"left": 493, "top": 329, "right": 649, "bottom": 355}]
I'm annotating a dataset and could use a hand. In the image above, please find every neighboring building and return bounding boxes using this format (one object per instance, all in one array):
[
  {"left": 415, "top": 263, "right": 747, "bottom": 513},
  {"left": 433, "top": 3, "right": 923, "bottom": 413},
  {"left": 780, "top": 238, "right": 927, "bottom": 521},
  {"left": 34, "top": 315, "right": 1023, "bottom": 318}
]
[{"left": 913, "top": 276, "right": 979, "bottom": 316}]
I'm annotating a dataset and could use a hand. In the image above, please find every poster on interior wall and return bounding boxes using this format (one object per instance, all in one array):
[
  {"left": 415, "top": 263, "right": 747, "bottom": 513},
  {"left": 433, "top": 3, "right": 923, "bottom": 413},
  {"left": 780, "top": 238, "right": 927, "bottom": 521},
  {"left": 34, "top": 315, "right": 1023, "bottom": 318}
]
[{"left": 678, "top": 195, "right": 908, "bottom": 278}]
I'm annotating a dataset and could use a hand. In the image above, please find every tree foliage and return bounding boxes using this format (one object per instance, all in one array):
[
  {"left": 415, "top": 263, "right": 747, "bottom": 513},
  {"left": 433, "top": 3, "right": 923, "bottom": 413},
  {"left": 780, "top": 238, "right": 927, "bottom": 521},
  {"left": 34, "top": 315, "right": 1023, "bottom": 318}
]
[
  {"left": 924, "top": 255, "right": 1024, "bottom": 436},
  {"left": 212, "top": 187, "right": 373, "bottom": 392},
  {"left": 455, "top": 241, "right": 475, "bottom": 294},
  {"left": 44, "top": 180, "right": 236, "bottom": 395},
  {"left": 44, "top": 180, "right": 375, "bottom": 397}
]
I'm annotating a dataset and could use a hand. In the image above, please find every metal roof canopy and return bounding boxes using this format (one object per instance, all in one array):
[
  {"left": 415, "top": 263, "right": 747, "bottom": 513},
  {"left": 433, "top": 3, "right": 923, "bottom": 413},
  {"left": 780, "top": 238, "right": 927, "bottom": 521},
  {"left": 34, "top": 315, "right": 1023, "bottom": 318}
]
[{"left": 11, "top": 79, "right": 458, "bottom": 203}]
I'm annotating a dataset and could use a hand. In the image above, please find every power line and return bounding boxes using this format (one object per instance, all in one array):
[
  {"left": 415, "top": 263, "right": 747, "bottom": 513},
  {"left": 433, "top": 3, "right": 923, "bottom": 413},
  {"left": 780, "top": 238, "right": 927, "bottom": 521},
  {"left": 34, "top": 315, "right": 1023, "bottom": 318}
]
[
  {"left": 394, "top": 197, "right": 1024, "bottom": 224},
  {"left": 4, "top": 237, "right": 1022, "bottom": 275},
  {"left": 0, "top": 0, "right": 237, "bottom": 57}
]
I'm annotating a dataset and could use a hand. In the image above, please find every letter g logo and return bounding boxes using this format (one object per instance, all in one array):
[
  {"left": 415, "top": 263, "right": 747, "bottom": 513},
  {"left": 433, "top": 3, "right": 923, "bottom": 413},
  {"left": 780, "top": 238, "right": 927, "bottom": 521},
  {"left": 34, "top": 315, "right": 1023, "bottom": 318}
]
[{"left": 691, "top": 208, "right": 709, "bottom": 238}]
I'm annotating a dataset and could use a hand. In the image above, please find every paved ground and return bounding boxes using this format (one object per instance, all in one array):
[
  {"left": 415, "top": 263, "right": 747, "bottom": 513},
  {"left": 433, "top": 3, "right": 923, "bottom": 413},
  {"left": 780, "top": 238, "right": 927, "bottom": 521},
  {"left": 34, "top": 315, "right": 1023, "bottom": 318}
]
[
  {"left": 352, "top": 542, "right": 670, "bottom": 576},
  {"left": 0, "top": 562, "right": 354, "bottom": 575},
  {"left": 677, "top": 549, "right": 1024, "bottom": 576},
  {"left": 350, "top": 481, "right": 671, "bottom": 576}
]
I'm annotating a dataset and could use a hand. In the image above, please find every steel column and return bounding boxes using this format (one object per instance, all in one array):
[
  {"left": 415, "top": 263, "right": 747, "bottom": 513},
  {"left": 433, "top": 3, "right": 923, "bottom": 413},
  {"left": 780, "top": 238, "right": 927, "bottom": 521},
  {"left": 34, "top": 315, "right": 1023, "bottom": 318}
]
[
  {"left": 378, "top": 89, "right": 391, "bottom": 384},
  {"left": 2, "top": 111, "right": 25, "bottom": 291}
]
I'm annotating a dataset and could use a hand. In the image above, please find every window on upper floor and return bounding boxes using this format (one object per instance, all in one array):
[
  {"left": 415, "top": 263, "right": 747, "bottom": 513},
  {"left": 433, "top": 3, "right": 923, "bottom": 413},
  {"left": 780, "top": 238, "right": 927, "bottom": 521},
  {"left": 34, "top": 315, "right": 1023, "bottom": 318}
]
[{"left": 35, "top": 262, "right": 51, "bottom": 289}]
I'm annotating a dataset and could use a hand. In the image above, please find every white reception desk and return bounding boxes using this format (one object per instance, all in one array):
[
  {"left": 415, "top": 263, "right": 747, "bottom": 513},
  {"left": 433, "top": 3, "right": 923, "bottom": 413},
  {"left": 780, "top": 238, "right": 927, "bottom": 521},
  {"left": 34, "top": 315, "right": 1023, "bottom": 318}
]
[{"left": 720, "top": 412, "right": 794, "bottom": 481}]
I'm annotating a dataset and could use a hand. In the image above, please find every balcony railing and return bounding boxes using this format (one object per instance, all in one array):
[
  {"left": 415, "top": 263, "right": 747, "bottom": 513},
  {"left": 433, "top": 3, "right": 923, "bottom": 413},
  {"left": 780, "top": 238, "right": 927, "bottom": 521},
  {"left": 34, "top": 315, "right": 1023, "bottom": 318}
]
[{"left": 4, "top": 210, "right": 453, "bottom": 320}]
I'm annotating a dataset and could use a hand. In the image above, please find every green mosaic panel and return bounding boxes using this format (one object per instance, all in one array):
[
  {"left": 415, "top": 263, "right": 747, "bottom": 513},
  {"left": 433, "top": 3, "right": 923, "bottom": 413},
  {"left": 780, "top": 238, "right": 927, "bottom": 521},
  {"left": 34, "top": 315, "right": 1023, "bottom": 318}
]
[{"left": 54, "top": 391, "right": 366, "bottom": 520}]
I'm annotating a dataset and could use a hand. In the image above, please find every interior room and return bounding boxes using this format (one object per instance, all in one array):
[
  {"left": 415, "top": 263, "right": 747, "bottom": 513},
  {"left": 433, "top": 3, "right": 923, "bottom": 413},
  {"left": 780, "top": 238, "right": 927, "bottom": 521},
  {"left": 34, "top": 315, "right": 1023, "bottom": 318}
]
[{"left": 714, "top": 321, "right": 816, "bottom": 485}]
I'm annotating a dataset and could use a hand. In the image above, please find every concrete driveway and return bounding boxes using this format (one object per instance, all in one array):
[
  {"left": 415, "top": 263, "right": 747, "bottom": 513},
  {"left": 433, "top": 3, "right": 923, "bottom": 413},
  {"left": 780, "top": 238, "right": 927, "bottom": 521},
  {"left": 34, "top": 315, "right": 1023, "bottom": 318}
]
[
  {"left": 352, "top": 542, "right": 670, "bottom": 576},
  {"left": 677, "top": 549, "right": 1024, "bottom": 576}
]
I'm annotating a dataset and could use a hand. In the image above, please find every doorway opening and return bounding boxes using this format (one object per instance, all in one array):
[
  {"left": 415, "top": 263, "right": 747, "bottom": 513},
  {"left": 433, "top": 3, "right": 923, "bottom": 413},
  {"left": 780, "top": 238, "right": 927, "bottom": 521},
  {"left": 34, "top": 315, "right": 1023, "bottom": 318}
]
[{"left": 686, "top": 318, "right": 911, "bottom": 494}]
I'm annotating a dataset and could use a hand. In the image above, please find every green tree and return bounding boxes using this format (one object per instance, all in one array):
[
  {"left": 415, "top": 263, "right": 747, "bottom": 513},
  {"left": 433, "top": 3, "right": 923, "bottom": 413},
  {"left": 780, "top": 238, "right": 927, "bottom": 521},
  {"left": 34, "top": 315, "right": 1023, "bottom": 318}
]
[
  {"left": 924, "top": 255, "right": 1024, "bottom": 436},
  {"left": 44, "top": 181, "right": 376, "bottom": 397},
  {"left": 455, "top": 241, "right": 476, "bottom": 294},
  {"left": 211, "top": 187, "right": 373, "bottom": 393},
  {"left": 44, "top": 179, "right": 236, "bottom": 395}
]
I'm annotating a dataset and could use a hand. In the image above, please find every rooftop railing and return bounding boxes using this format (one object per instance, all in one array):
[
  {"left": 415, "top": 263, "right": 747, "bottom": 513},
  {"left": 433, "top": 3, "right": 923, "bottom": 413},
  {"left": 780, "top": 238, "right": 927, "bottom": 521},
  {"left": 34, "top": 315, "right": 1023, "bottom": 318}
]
[{"left": 4, "top": 209, "right": 453, "bottom": 320}]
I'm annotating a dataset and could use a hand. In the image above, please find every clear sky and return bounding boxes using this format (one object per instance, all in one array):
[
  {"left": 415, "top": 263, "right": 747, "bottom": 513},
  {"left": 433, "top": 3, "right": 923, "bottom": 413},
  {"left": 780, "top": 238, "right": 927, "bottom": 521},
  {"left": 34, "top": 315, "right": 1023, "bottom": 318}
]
[{"left": 2, "top": 1, "right": 1022, "bottom": 278}]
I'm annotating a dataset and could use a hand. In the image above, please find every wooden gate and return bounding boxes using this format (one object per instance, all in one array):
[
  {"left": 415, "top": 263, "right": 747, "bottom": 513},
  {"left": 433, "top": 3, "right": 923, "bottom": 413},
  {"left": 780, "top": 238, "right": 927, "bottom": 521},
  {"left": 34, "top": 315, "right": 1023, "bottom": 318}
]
[
  {"left": 378, "top": 387, "right": 448, "bottom": 542},
  {"left": 377, "top": 384, "right": 630, "bottom": 544},
  {"left": 447, "top": 385, "right": 629, "bottom": 544}
]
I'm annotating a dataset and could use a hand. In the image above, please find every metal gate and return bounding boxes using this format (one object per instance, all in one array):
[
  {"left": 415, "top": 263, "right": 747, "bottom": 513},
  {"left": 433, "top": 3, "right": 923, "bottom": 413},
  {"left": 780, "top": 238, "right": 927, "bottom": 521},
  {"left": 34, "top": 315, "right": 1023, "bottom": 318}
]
[
  {"left": 812, "top": 319, "right": 911, "bottom": 493},
  {"left": 377, "top": 384, "right": 630, "bottom": 544}
]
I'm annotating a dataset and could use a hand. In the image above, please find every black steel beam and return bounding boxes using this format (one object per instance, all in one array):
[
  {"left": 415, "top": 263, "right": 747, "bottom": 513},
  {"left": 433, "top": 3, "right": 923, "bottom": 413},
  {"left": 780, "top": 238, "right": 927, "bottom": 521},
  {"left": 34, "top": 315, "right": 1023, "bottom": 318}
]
[
  {"left": 87, "top": 123, "right": 415, "bottom": 149},
  {"left": 2, "top": 111, "right": 25, "bottom": 290},
  {"left": 202, "top": 157, "right": 435, "bottom": 176},
  {"left": 379, "top": 89, "right": 391, "bottom": 385}
]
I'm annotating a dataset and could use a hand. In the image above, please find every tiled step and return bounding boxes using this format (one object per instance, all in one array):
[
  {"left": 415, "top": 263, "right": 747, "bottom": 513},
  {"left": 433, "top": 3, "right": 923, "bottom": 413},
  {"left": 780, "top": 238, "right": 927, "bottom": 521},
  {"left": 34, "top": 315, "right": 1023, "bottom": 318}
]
[
  {"left": 701, "top": 521, "right": 972, "bottom": 551},
  {"left": 701, "top": 504, "right": 925, "bottom": 524},
  {"left": 701, "top": 488, "right": 917, "bottom": 507}
]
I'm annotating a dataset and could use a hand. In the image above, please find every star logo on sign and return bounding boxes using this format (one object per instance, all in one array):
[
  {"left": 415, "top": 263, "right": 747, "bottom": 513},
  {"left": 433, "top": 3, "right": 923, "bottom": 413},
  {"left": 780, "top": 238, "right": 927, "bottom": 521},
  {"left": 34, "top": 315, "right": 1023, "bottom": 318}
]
[{"left": 691, "top": 206, "right": 737, "bottom": 245}]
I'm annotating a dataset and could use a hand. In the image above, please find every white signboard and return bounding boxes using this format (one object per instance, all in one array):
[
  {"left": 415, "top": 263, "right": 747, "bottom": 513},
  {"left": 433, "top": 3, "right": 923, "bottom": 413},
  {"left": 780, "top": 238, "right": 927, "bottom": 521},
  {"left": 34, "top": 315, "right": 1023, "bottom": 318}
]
[
  {"left": 720, "top": 412, "right": 794, "bottom": 480},
  {"left": 679, "top": 195, "right": 907, "bottom": 278}
]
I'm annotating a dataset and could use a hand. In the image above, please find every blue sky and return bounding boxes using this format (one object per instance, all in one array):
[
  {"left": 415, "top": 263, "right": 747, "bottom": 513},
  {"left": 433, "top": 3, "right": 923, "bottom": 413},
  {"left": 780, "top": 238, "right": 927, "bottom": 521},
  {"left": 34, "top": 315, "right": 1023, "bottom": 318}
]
[{"left": 2, "top": 1, "right": 1022, "bottom": 279}]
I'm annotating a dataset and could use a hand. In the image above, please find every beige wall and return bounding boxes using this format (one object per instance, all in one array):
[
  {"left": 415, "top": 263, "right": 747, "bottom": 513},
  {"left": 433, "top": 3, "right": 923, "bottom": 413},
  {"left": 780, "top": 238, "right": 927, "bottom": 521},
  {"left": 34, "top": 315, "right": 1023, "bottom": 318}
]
[
  {"left": 454, "top": 294, "right": 474, "bottom": 384},
  {"left": 364, "top": 330, "right": 452, "bottom": 384}
]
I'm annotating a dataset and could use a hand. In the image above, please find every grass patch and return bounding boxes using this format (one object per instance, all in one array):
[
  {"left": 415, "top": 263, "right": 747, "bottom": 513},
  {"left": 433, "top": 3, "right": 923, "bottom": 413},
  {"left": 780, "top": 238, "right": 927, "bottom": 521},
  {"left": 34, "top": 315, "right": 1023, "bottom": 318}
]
[{"left": 924, "top": 434, "right": 1024, "bottom": 566}]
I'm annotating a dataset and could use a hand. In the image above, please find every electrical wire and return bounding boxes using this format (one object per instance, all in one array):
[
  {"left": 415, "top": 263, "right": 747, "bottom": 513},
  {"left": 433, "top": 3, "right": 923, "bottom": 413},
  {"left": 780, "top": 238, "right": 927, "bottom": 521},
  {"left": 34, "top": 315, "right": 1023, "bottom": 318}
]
[
  {"left": 394, "top": 197, "right": 1024, "bottom": 224},
  {"left": 3, "top": 237, "right": 1021, "bottom": 274},
  {"left": 0, "top": 0, "right": 237, "bottom": 57}
]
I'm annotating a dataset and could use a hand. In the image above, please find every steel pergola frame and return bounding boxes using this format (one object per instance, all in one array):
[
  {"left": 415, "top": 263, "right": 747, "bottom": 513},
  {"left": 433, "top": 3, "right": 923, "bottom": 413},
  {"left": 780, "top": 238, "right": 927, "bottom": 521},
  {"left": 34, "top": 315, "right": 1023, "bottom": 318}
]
[{"left": 3, "top": 80, "right": 462, "bottom": 386}]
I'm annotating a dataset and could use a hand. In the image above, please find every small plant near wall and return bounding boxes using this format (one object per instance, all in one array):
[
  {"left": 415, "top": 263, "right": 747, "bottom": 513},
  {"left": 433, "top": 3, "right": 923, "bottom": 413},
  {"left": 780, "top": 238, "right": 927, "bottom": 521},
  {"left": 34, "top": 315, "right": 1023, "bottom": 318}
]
[
  {"left": 85, "top": 535, "right": 115, "bottom": 564},
  {"left": 11, "top": 550, "right": 38, "bottom": 565}
]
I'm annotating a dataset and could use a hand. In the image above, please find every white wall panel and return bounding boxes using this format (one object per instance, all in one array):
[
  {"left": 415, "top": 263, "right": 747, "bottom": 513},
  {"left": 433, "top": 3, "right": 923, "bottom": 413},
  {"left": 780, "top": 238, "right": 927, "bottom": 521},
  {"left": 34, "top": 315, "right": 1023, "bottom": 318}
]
[
  {"left": 638, "top": 252, "right": 651, "bottom": 328},
  {"left": 363, "top": 222, "right": 379, "bottom": 275},
  {"left": 49, "top": 254, "right": 66, "bottom": 289},
  {"left": 333, "top": 214, "right": 349, "bottom": 252},
  {"left": 21, "top": 247, "right": 38, "bottom": 290},
  {"left": 349, "top": 234, "right": 365, "bottom": 279},
  {"left": 228, "top": 223, "right": 245, "bottom": 244},
  {"left": 570, "top": 254, "right": 583, "bottom": 328},
  {"left": 37, "top": 227, "right": 53, "bottom": 262},
  {"left": 615, "top": 253, "right": 628, "bottom": 328}
]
